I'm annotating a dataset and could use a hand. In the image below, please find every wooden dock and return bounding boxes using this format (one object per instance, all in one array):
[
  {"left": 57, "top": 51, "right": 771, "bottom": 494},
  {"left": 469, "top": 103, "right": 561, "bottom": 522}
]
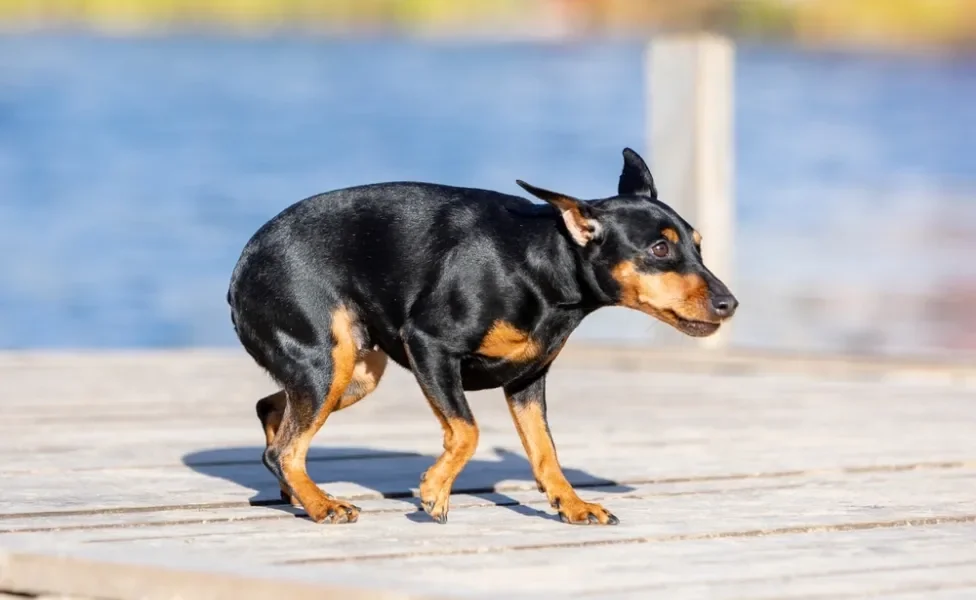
[{"left": 1, "top": 346, "right": 975, "bottom": 599}]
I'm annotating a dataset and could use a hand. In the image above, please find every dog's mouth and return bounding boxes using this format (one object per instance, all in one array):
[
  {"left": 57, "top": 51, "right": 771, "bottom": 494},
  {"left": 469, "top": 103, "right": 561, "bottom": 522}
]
[
  {"left": 663, "top": 310, "right": 721, "bottom": 337},
  {"left": 635, "top": 305, "right": 723, "bottom": 337}
]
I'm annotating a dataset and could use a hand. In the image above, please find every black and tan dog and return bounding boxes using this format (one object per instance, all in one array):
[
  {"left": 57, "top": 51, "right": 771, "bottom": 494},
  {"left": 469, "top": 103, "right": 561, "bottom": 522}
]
[{"left": 228, "top": 148, "right": 737, "bottom": 526}]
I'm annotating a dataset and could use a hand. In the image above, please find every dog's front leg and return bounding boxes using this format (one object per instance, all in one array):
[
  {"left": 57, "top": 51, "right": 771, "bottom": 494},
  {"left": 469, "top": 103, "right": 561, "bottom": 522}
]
[
  {"left": 505, "top": 373, "right": 619, "bottom": 525},
  {"left": 402, "top": 326, "right": 479, "bottom": 524}
]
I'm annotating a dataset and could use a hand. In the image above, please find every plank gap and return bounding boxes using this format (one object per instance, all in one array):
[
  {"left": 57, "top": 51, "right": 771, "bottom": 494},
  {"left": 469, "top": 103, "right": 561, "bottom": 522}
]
[{"left": 279, "top": 514, "right": 976, "bottom": 565}]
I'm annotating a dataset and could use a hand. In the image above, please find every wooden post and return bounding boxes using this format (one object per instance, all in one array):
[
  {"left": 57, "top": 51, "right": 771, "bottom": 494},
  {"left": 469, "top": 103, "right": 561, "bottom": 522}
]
[{"left": 647, "top": 34, "right": 735, "bottom": 350}]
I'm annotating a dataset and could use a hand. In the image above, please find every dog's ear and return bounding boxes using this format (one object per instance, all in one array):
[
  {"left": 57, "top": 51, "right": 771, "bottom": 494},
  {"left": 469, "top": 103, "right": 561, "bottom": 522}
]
[
  {"left": 516, "top": 180, "right": 602, "bottom": 246},
  {"left": 618, "top": 147, "right": 657, "bottom": 200}
]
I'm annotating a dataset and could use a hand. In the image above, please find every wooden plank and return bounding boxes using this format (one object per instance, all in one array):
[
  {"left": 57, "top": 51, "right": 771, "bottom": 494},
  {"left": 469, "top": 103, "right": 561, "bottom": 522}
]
[
  {"left": 1, "top": 462, "right": 968, "bottom": 534},
  {"left": 2, "top": 441, "right": 973, "bottom": 516},
  {"left": 312, "top": 524, "right": 976, "bottom": 599},
  {"left": 6, "top": 522, "right": 976, "bottom": 599},
  {"left": 0, "top": 478, "right": 810, "bottom": 534},
  {"left": 0, "top": 546, "right": 449, "bottom": 600},
  {"left": 4, "top": 500, "right": 974, "bottom": 598},
  {"left": 3, "top": 469, "right": 973, "bottom": 560}
]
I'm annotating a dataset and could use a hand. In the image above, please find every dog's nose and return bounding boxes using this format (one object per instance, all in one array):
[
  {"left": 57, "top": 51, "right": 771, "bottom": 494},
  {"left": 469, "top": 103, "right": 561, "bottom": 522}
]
[{"left": 710, "top": 294, "right": 738, "bottom": 319}]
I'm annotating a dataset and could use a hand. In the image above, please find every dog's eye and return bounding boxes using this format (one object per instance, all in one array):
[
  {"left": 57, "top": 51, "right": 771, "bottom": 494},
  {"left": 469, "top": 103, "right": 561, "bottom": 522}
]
[{"left": 650, "top": 241, "right": 670, "bottom": 258}]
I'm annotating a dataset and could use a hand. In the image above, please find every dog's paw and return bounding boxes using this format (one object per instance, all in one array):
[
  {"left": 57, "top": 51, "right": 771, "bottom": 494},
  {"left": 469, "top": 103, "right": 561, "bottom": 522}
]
[
  {"left": 305, "top": 498, "right": 361, "bottom": 524},
  {"left": 552, "top": 496, "right": 618, "bottom": 525},
  {"left": 421, "top": 497, "right": 449, "bottom": 524},
  {"left": 419, "top": 472, "right": 451, "bottom": 524}
]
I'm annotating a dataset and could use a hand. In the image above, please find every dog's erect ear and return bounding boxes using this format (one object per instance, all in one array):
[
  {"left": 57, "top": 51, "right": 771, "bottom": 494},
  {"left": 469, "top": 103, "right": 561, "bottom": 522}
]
[
  {"left": 516, "top": 179, "right": 602, "bottom": 246},
  {"left": 618, "top": 147, "right": 657, "bottom": 200}
]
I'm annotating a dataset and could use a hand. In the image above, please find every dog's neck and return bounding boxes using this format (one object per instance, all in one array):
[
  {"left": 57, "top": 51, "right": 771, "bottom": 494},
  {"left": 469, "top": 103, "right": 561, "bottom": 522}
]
[{"left": 525, "top": 215, "right": 617, "bottom": 312}]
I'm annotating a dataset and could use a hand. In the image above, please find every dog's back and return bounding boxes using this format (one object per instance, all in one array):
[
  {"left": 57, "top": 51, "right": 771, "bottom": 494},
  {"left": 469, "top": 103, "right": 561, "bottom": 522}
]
[{"left": 227, "top": 181, "right": 554, "bottom": 376}]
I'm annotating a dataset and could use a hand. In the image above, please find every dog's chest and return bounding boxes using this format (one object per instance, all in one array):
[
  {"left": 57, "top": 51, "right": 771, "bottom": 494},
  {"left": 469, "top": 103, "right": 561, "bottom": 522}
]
[{"left": 460, "top": 312, "right": 578, "bottom": 390}]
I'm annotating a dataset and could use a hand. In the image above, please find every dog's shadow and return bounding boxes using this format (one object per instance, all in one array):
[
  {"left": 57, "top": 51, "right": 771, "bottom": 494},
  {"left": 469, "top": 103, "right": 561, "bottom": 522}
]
[{"left": 182, "top": 445, "right": 635, "bottom": 523}]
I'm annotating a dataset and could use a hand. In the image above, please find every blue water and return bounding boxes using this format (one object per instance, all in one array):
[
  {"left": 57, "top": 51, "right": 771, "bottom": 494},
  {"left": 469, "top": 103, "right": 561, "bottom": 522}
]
[{"left": 1, "top": 35, "right": 974, "bottom": 355}]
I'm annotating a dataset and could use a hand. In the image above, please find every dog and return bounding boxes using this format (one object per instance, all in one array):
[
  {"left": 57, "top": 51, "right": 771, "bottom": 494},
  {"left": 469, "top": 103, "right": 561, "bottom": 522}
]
[{"left": 227, "top": 148, "right": 737, "bottom": 526}]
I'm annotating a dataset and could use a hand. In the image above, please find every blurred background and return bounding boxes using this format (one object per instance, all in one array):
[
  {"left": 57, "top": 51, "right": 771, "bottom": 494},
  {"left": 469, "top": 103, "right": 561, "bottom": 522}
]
[{"left": 0, "top": 0, "right": 974, "bottom": 359}]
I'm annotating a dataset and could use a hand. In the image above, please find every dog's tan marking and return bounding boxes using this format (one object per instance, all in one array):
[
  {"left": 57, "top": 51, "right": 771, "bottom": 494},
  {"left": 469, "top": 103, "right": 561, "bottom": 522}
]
[
  {"left": 516, "top": 180, "right": 601, "bottom": 246},
  {"left": 662, "top": 228, "right": 680, "bottom": 243},
  {"left": 275, "top": 307, "right": 360, "bottom": 523},
  {"left": 420, "top": 416, "right": 479, "bottom": 523},
  {"left": 506, "top": 399, "right": 616, "bottom": 525},
  {"left": 336, "top": 349, "right": 388, "bottom": 411},
  {"left": 477, "top": 321, "right": 541, "bottom": 362},
  {"left": 554, "top": 202, "right": 599, "bottom": 246},
  {"left": 612, "top": 261, "right": 712, "bottom": 325},
  {"left": 692, "top": 230, "right": 702, "bottom": 246}
]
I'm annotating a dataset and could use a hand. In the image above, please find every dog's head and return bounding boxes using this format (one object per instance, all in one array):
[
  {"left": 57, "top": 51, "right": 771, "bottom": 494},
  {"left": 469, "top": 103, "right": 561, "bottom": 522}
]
[{"left": 517, "top": 148, "right": 737, "bottom": 337}]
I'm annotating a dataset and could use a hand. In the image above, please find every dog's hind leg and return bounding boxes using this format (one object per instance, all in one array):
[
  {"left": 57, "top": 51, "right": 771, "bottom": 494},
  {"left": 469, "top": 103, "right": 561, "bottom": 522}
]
[
  {"left": 255, "top": 390, "right": 295, "bottom": 504},
  {"left": 261, "top": 307, "right": 359, "bottom": 524},
  {"left": 256, "top": 348, "right": 388, "bottom": 505},
  {"left": 256, "top": 390, "right": 287, "bottom": 447}
]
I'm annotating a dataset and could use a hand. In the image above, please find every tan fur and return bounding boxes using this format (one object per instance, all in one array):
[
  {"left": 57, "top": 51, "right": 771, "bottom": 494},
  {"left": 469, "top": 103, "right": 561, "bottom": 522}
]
[
  {"left": 274, "top": 307, "right": 359, "bottom": 523},
  {"left": 515, "top": 181, "right": 600, "bottom": 246},
  {"left": 337, "top": 349, "right": 388, "bottom": 410},
  {"left": 477, "top": 321, "right": 541, "bottom": 362},
  {"left": 555, "top": 202, "right": 600, "bottom": 246},
  {"left": 611, "top": 260, "right": 712, "bottom": 324},
  {"left": 507, "top": 399, "right": 616, "bottom": 525},
  {"left": 419, "top": 415, "right": 480, "bottom": 521}
]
